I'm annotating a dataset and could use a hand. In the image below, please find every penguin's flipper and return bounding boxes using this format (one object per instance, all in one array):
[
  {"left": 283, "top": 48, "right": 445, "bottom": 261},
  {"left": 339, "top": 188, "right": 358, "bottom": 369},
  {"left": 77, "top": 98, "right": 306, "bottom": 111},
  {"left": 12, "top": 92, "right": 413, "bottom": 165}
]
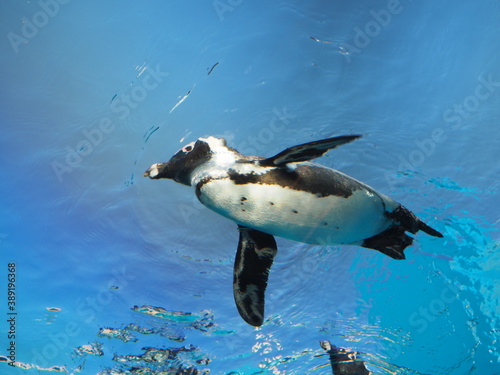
[
  {"left": 233, "top": 225, "right": 277, "bottom": 326},
  {"left": 259, "top": 135, "right": 361, "bottom": 167}
]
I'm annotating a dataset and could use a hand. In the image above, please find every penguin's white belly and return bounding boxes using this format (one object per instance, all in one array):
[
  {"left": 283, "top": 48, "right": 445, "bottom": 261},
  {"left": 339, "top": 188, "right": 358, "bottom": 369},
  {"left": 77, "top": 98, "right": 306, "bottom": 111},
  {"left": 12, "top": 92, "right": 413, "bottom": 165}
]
[{"left": 196, "top": 179, "right": 393, "bottom": 245}]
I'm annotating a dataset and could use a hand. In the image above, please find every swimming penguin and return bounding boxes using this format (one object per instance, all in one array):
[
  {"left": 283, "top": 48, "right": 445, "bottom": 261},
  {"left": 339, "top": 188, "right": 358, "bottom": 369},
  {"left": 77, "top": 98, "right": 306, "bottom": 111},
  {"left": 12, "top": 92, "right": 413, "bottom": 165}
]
[
  {"left": 320, "top": 341, "right": 371, "bottom": 375},
  {"left": 144, "top": 136, "right": 442, "bottom": 326}
]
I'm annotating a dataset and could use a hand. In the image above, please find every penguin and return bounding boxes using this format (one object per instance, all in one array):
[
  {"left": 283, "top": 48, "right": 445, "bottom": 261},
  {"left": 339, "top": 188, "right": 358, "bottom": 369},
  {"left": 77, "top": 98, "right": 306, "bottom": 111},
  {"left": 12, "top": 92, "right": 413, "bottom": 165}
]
[
  {"left": 144, "top": 135, "right": 442, "bottom": 326},
  {"left": 320, "top": 341, "right": 371, "bottom": 375}
]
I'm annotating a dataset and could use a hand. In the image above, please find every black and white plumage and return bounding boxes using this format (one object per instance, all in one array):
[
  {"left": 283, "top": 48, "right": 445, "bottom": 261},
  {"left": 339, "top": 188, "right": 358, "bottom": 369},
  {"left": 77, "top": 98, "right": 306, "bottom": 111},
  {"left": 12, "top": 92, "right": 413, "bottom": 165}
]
[
  {"left": 320, "top": 340, "right": 371, "bottom": 375},
  {"left": 144, "top": 135, "right": 442, "bottom": 326}
]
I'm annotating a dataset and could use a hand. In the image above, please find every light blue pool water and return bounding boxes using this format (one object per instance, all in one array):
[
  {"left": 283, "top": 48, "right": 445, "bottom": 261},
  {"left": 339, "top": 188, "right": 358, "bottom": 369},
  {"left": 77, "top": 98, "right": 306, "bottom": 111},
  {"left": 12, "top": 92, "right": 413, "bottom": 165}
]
[{"left": 0, "top": 1, "right": 499, "bottom": 374}]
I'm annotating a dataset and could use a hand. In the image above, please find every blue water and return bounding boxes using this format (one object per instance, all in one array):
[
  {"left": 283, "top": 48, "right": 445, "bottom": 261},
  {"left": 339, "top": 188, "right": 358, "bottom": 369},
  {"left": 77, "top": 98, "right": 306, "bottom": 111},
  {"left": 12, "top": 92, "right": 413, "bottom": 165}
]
[{"left": 1, "top": 1, "right": 499, "bottom": 374}]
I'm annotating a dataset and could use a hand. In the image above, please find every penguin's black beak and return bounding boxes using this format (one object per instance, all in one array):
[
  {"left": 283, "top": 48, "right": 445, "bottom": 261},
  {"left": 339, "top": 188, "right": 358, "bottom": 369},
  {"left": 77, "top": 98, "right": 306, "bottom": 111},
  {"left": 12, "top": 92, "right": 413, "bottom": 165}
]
[{"left": 143, "top": 162, "right": 172, "bottom": 179}]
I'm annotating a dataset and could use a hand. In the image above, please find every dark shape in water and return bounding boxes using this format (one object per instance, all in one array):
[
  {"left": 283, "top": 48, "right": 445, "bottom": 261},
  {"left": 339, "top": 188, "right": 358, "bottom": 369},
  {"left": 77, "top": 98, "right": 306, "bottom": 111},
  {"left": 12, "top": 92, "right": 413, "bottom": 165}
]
[
  {"left": 207, "top": 61, "right": 219, "bottom": 75},
  {"left": 320, "top": 341, "right": 371, "bottom": 375}
]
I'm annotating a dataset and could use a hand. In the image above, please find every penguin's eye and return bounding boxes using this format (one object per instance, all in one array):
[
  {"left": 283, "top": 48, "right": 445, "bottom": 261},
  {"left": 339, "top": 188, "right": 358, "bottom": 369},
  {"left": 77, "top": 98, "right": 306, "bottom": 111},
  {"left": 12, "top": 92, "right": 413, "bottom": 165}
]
[{"left": 182, "top": 142, "right": 195, "bottom": 153}]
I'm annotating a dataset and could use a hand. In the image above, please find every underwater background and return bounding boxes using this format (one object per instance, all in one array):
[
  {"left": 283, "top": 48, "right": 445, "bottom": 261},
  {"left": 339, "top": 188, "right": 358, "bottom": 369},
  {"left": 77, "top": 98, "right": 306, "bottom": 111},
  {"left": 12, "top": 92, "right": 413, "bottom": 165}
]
[{"left": 0, "top": 0, "right": 499, "bottom": 374}]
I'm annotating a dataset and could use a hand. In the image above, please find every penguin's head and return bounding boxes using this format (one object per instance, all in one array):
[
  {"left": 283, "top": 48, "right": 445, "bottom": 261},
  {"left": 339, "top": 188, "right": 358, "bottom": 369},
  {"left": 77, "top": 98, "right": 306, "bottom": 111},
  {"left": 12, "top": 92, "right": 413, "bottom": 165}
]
[{"left": 144, "top": 136, "right": 234, "bottom": 186}]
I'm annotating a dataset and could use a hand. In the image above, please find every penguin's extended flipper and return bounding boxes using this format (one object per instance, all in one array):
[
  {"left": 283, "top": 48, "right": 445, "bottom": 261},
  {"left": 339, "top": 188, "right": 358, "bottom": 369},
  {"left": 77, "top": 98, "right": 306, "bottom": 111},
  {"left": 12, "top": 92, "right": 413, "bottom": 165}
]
[
  {"left": 259, "top": 135, "right": 361, "bottom": 167},
  {"left": 233, "top": 225, "right": 277, "bottom": 326}
]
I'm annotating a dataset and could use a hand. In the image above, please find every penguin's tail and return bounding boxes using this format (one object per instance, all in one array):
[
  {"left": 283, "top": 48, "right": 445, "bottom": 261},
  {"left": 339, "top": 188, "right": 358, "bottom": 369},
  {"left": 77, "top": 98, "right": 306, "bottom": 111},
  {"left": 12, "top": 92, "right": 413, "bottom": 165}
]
[
  {"left": 391, "top": 205, "right": 443, "bottom": 238},
  {"left": 416, "top": 218, "right": 443, "bottom": 238},
  {"left": 361, "top": 205, "right": 443, "bottom": 260}
]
